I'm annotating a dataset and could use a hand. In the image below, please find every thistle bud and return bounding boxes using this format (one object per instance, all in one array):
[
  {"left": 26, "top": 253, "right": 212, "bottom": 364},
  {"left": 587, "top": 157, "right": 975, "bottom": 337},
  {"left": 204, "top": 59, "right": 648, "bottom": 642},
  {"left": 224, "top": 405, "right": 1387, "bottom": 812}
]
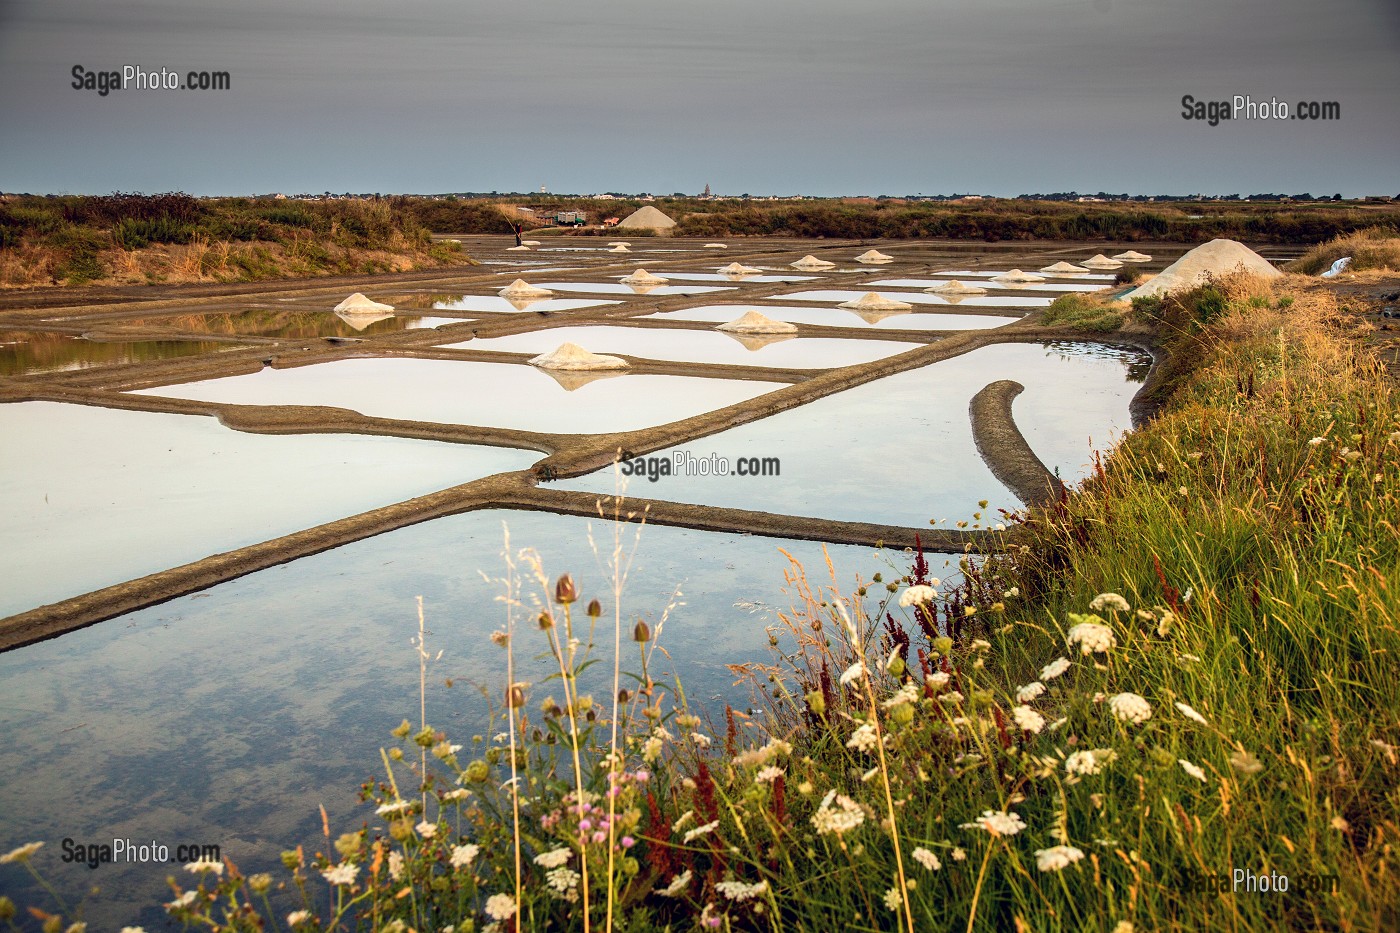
[
  {"left": 554, "top": 574, "right": 578, "bottom": 604},
  {"left": 507, "top": 684, "right": 526, "bottom": 708},
  {"left": 538, "top": 612, "right": 554, "bottom": 630},
  {"left": 587, "top": 598, "right": 602, "bottom": 618},
  {"left": 633, "top": 620, "right": 651, "bottom": 643},
  {"left": 806, "top": 690, "right": 826, "bottom": 716}
]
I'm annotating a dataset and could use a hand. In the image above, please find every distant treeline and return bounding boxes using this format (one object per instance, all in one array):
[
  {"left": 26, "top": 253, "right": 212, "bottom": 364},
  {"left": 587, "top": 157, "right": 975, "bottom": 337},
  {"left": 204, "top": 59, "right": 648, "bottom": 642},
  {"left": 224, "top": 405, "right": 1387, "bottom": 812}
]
[{"left": 403, "top": 195, "right": 1400, "bottom": 245}]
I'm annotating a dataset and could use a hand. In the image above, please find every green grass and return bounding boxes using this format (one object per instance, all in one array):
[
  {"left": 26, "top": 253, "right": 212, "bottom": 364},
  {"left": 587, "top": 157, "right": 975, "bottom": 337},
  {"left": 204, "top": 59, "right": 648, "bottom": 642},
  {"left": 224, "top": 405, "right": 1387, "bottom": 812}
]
[{"left": 1043, "top": 293, "right": 1127, "bottom": 332}]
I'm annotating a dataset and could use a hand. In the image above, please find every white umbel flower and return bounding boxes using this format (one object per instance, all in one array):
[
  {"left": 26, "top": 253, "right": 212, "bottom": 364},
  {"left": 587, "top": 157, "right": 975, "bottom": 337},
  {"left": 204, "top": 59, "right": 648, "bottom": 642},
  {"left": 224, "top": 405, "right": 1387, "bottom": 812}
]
[
  {"left": 1034, "top": 845, "right": 1085, "bottom": 872},
  {"left": 657, "top": 870, "right": 692, "bottom": 897},
  {"left": 1012, "top": 705, "right": 1046, "bottom": 734},
  {"left": 911, "top": 846, "right": 941, "bottom": 871},
  {"left": 1174, "top": 702, "right": 1209, "bottom": 725},
  {"left": 1016, "top": 682, "right": 1046, "bottom": 703},
  {"left": 900, "top": 585, "right": 937, "bottom": 607},
  {"left": 960, "top": 809, "right": 1026, "bottom": 837},
  {"left": 847, "top": 723, "right": 880, "bottom": 752},
  {"left": 484, "top": 893, "right": 517, "bottom": 921},
  {"left": 1066, "top": 621, "right": 1117, "bottom": 655},
  {"left": 1108, "top": 693, "right": 1153, "bottom": 724},
  {"left": 1178, "top": 759, "right": 1208, "bottom": 782},
  {"left": 1040, "top": 657, "right": 1072, "bottom": 680},
  {"left": 1089, "top": 593, "right": 1130, "bottom": 612}
]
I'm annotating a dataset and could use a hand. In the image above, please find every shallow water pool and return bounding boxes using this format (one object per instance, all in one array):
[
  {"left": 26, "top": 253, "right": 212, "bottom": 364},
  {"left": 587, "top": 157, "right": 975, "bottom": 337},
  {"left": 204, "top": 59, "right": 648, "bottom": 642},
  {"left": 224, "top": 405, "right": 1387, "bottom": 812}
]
[
  {"left": 642, "top": 304, "right": 1020, "bottom": 330},
  {"left": 0, "top": 402, "right": 538, "bottom": 616},
  {"left": 561, "top": 342, "right": 1148, "bottom": 526},
  {"left": 0, "top": 508, "right": 933, "bottom": 928},
  {"left": 770, "top": 290, "right": 1054, "bottom": 308},
  {"left": 132, "top": 358, "right": 784, "bottom": 434},
  {"left": 442, "top": 324, "right": 923, "bottom": 368}
]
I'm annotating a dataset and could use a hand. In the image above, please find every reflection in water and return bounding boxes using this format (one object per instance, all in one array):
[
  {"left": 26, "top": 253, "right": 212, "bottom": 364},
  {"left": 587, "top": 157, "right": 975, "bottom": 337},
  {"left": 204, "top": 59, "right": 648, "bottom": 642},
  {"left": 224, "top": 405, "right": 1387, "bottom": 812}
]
[
  {"left": 0, "top": 509, "right": 943, "bottom": 929},
  {"left": 444, "top": 325, "right": 919, "bottom": 369},
  {"left": 0, "top": 401, "right": 539, "bottom": 616},
  {"left": 133, "top": 358, "right": 785, "bottom": 434},
  {"left": 0, "top": 331, "right": 247, "bottom": 376},
  {"left": 112, "top": 310, "right": 467, "bottom": 339},
  {"left": 561, "top": 342, "right": 1151, "bottom": 526}
]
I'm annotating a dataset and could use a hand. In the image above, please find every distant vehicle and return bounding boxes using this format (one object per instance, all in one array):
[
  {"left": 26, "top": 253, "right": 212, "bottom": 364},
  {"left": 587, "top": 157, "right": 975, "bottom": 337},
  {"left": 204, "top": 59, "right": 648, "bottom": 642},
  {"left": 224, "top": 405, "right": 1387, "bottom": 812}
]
[{"left": 555, "top": 210, "right": 587, "bottom": 226}]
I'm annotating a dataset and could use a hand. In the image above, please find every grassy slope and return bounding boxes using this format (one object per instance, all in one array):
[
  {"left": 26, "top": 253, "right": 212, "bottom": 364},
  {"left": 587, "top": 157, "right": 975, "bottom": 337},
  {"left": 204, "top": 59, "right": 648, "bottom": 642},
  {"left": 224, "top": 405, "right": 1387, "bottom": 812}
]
[{"left": 0, "top": 193, "right": 474, "bottom": 287}]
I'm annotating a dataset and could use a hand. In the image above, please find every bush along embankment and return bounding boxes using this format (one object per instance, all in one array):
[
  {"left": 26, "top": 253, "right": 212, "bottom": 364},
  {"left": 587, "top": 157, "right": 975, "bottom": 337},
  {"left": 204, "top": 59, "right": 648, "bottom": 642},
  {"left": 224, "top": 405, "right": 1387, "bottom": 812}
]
[
  {"left": 4, "top": 277, "right": 1397, "bottom": 933},
  {"left": 0, "top": 192, "right": 474, "bottom": 287}
]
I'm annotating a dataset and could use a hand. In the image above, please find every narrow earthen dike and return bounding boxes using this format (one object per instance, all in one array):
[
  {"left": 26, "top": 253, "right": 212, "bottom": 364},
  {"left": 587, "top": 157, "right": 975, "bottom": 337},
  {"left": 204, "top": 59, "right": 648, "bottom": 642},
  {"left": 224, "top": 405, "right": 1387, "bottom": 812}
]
[{"left": 0, "top": 241, "right": 1158, "bottom": 651}]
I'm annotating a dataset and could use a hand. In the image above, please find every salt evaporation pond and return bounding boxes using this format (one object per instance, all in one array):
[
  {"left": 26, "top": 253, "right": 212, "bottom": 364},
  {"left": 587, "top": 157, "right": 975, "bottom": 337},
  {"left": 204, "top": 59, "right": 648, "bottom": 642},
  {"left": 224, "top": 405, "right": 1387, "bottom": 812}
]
[
  {"left": 132, "top": 358, "right": 784, "bottom": 433},
  {"left": 867, "top": 278, "right": 1112, "bottom": 293},
  {"left": 533, "top": 281, "right": 736, "bottom": 297},
  {"left": 0, "top": 402, "right": 538, "bottom": 616},
  {"left": 644, "top": 304, "right": 1020, "bottom": 330},
  {"left": 1, "top": 333, "right": 249, "bottom": 376},
  {"left": 627, "top": 272, "right": 815, "bottom": 283},
  {"left": 443, "top": 325, "right": 923, "bottom": 368},
  {"left": 771, "top": 290, "right": 1055, "bottom": 308},
  {"left": 109, "top": 311, "right": 469, "bottom": 339},
  {"left": 0, "top": 508, "right": 942, "bottom": 928},
  {"left": 430, "top": 296, "right": 622, "bottom": 314},
  {"left": 561, "top": 342, "right": 1149, "bottom": 526}
]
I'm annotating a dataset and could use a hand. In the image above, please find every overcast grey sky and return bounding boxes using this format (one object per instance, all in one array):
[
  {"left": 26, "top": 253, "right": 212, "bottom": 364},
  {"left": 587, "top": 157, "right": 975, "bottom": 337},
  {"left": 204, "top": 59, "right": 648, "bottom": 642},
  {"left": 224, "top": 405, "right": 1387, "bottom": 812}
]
[{"left": 1, "top": 0, "right": 1396, "bottom": 196}]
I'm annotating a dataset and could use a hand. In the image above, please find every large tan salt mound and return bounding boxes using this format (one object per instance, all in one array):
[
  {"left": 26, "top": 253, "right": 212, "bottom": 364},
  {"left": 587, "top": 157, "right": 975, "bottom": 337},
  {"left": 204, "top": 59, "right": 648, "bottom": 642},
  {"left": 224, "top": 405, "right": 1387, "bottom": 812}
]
[
  {"left": 855, "top": 249, "right": 893, "bottom": 263},
  {"left": 792, "top": 255, "right": 836, "bottom": 270},
  {"left": 1123, "top": 239, "right": 1281, "bottom": 301},
  {"left": 529, "top": 343, "right": 630, "bottom": 371},
  {"left": 719, "top": 262, "right": 762, "bottom": 275},
  {"left": 1039, "top": 261, "right": 1089, "bottom": 275},
  {"left": 621, "top": 268, "right": 668, "bottom": 286},
  {"left": 926, "top": 280, "right": 988, "bottom": 296},
  {"left": 333, "top": 293, "right": 395, "bottom": 314},
  {"left": 716, "top": 311, "right": 799, "bottom": 334},
  {"left": 1081, "top": 254, "right": 1123, "bottom": 270},
  {"left": 839, "top": 292, "right": 914, "bottom": 312},
  {"left": 499, "top": 279, "right": 553, "bottom": 299},
  {"left": 617, "top": 206, "right": 677, "bottom": 232},
  {"left": 992, "top": 269, "right": 1046, "bottom": 284},
  {"left": 1113, "top": 250, "right": 1152, "bottom": 262}
]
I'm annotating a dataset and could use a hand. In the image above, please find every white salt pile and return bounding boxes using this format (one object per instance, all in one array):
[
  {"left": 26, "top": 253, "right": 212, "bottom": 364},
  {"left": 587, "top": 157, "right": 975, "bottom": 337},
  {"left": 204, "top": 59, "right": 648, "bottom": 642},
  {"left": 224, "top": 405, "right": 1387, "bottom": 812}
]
[
  {"left": 621, "top": 269, "right": 668, "bottom": 286},
  {"left": 499, "top": 279, "right": 554, "bottom": 299},
  {"left": 529, "top": 342, "right": 630, "bottom": 371},
  {"left": 608, "top": 244, "right": 631, "bottom": 253},
  {"left": 1112, "top": 250, "right": 1152, "bottom": 262},
  {"left": 506, "top": 245, "right": 531, "bottom": 251},
  {"left": 992, "top": 269, "right": 1046, "bottom": 284},
  {"left": 716, "top": 310, "right": 799, "bottom": 334},
  {"left": 704, "top": 243, "right": 728, "bottom": 249},
  {"left": 333, "top": 293, "right": 394, "bottom": 314},
  {"left": 522, "top": 240, "right": 542, "bottom": 246},
  {"left": 1123, "top": 239, "right": 1281, "bottom": 300},
  {"left": 926, "top": 280, "right": 989, "bottom": 296},
  {"left": 1081, "top": 254, "right": 1123, "bottom": 270},
  {"left": 838, "top": 292, "right": 914, "bottom": 312},
  {"left": 1039, "top": 261, "right": 1090, "bottom": 275},
  {"left": 718, "top": 262, "right": 762, "bottom": 275},
  {"left": 617, "top": 206, "right": 677, "bottom": 231},
  {"left": 855, "top": 249, "right": 893, "bottom": 263},
  {"left": 792, "top": 255, "right": 836, "bottom": 270}
]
